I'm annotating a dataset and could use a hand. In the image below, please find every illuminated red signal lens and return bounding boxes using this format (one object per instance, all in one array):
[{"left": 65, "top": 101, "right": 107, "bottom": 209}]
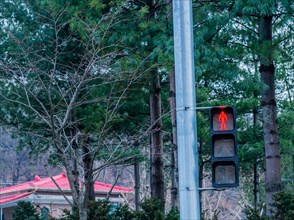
[
  {"left": 218, "top": 111, "right": 228, "bottom": 131},
  {"left": 212, "top": 110, "right": 234, "bottom": 131}
]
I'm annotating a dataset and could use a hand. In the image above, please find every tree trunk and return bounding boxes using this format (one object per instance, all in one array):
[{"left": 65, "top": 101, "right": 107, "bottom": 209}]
[
  {"left": 258, "top": 15, "right": 281, "bottom": 218},
  {"left": 253, "top": 161, "right": 260, "bottom": 210},
  {"left": 134, "top": 161, "right": 140, "bottom": 211},
  {"left": 54, "top": 131, "right": 81, "bottom": 217},
  {"left": 83, "top": 139, "right": 95, "bottom": 202},
  {"left": 169, "top": 68, "right": 178, "bottom": 209},
  {"left": 150, "top": 69, "right": 165, "bottom": 210},
  {"left": 253, "top": 108, "right": 260, "bottom": 210},
  {"left": 79, "top": 203, "right": 87, "bottom": 220}
]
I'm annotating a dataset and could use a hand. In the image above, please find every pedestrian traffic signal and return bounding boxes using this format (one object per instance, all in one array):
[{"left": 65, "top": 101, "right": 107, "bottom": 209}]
[{"left": 210, "top": 107, "right": 239, "bottom": 188}]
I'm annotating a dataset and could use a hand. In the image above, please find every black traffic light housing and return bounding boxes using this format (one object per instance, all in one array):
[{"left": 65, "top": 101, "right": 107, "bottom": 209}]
[{"left": 210, "top": 106, "right": 239, "bottom": 188}]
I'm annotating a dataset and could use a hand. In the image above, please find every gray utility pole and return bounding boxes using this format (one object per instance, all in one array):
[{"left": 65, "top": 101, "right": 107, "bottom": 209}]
[{"left": 173, "top": 1, "right": 200, "bottom": 219}]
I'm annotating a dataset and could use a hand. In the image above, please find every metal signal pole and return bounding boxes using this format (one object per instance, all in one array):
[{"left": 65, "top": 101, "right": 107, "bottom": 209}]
[{"left": 172, "top": 0, "right": 201, "bottom": 219}]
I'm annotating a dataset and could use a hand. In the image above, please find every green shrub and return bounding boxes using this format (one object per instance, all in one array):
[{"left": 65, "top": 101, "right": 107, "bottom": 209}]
[
  {"left": 164, "top": 208, "right": 179, "bottom": 220},
  {"left": 135, "top": 198, "right": 165, "bottom": 220},
  {"left": 13, "top": 201, "right": 41, "bottom": 220},
  {"left": 33, "top": 198, "right": 180, "bottom": 220},
  {"left": 87, "top": 200, "right": 112, "bottom": 219},
  {"left": 60, "top": 200, "right": 134, "bottom": 220},
  {"left": 110, "top": 203, "right": 135, "bottom": 220},
  {"left": 59, "top": 208, "right": 78, "bottom": 220},
  {"left": 272, "top": 191, "right": 294, "bottom": 220}
]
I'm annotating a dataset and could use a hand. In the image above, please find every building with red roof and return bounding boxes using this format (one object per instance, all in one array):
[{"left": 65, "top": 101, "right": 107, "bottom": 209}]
[{"left": 0, "top": 173, "right": 132, "bottom": 220}]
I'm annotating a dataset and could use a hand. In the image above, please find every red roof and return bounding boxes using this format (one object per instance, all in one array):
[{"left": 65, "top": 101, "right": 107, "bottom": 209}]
[
  {"left": 0, "top": 173, "right": 132, "bottom": 205},
  {"left": 0, "top": 193, "right": 33, "bottom": 204}
]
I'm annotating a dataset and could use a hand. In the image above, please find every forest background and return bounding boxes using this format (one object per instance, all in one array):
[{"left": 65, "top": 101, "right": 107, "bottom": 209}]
[{"left": 0, "top": 0, "right": 293, "bottom": 220}]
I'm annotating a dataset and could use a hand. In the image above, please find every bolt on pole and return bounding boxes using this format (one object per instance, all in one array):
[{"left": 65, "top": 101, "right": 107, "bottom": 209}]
[{"left": 172, "top": 0, "right": 201, "bottom": 219}]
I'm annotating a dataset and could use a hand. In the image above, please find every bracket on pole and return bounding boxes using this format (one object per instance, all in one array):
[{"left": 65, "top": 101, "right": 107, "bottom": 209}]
[{"left": 199, "top": 187, "right": 227, "bottom": 192}]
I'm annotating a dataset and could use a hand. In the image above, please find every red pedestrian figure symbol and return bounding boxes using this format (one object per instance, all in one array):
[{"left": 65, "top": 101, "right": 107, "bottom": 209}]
[{"left": 218, "top": 111, "right": 228, "bottom": 130}]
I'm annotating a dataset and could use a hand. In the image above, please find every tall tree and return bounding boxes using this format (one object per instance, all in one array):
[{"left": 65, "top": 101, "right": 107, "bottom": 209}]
[
  {"left": 0, "top": 1, "right": 143, "bottom": 219},
  {"left": 230, "top": 1, "right": 293, "bottom": 216},
  {"left": 169, "top": 68, "right": 178, "bottom": 209},
  {"left": 258, "top": 13, "right": 281, "bottom": 217},
  {"left": 192, "top": 0, "right": 293, "bottom": 217},
  {"left": 118, "top": 0, "right": 173, "bottom": 210},
  {"left": 149, "top": 67, "right": 165, "bottom": 209}
]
